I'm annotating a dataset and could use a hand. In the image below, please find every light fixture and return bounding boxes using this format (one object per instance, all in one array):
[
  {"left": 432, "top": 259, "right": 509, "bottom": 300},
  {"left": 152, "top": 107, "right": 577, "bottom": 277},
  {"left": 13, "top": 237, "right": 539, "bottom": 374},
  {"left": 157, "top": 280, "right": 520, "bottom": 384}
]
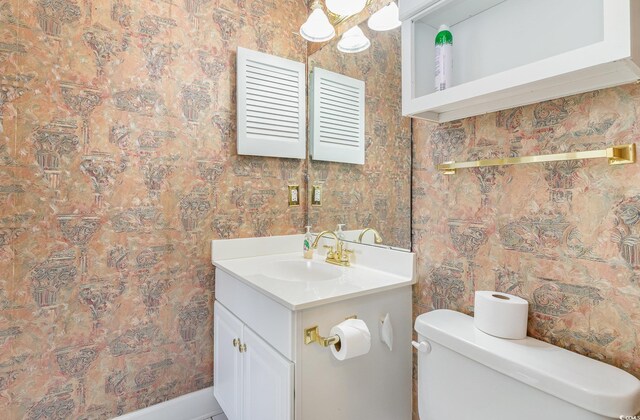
[
  {"left": 367, "top": 1, "right": 401, "bottom": 31},
  {"left": 300, "top": 0, "right": 336, "bottom": 42},
  {"left": 326, "top": 0, "right": 367, "bottom": 17},
  {"left": 337, "top": 25, "right": 370, "bottom": 53}
]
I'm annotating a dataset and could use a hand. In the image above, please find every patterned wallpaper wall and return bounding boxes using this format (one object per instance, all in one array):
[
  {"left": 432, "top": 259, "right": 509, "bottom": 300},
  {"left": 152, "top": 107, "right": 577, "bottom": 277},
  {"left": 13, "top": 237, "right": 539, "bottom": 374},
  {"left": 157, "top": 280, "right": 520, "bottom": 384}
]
[
  {"left": 412, "top": 84, "right": 640, "bottom": 417},
  {"left": 0, "top": 0, "right": 307, "bottom": 418},
  {"left": 308, "top": 26, "right": 412, "bottom": 249}
]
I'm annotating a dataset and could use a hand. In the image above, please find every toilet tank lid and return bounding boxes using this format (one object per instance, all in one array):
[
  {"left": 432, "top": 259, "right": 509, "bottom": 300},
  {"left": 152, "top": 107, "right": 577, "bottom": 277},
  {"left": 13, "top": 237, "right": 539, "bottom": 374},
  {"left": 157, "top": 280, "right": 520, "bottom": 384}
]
[{"left": 414, "top": 310, "right": 640, "bottom": 418}]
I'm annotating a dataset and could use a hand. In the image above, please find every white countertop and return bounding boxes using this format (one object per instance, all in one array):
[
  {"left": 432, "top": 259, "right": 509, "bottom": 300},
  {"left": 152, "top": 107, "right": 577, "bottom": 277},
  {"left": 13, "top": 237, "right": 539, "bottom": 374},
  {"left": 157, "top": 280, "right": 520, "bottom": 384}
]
[{"left": 211, "top": 235, "right": 415, "bottom": 310}]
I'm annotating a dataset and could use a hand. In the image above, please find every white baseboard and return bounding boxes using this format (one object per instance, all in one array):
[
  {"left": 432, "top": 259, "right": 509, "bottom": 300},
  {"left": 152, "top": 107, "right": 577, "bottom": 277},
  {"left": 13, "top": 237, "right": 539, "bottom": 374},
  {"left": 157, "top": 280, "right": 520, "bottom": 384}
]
[{"left": 114, "top": 386, "right": 226, "bottom": 420}]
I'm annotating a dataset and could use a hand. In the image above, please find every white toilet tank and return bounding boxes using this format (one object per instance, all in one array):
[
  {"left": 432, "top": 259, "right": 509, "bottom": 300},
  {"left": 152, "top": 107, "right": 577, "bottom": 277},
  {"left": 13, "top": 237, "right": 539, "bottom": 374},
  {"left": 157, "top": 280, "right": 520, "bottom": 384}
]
[{"left": 414, "top": 310, "right": 640, "bottom": 420}]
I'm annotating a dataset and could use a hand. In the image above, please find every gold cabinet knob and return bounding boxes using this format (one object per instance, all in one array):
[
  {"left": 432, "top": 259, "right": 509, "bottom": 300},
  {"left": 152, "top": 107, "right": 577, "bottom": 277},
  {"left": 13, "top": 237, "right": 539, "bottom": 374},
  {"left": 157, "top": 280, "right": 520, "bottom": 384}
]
[
  {"left": 233, "top": 338, "right": 240, "bottom": 347},
  {"left": 239, "top": 343, "right": 247, "bottom": 353}
]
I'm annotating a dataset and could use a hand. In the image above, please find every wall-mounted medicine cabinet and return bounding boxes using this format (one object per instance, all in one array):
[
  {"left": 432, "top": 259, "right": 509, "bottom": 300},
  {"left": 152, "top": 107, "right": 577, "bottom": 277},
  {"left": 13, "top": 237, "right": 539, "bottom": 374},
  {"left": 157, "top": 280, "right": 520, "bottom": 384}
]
[{"left": 400, "top": 0, "right": 640, "bottom": 122}]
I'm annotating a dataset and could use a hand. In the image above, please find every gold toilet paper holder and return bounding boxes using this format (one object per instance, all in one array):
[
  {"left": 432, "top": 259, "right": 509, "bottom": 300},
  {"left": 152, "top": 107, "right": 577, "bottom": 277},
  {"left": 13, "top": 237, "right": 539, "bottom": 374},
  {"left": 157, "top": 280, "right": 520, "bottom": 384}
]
[
  {"left": 304, "top": 326, "right": 340, "bottom": 347},
  {"left": 304, "top": 315, "right": 357, "bottom": 348}
]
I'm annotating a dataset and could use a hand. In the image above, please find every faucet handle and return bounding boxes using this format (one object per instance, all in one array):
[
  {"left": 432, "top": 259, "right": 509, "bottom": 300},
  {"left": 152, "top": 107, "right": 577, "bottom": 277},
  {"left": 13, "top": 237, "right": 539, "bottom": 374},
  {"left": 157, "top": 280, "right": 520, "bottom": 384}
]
[
  {"left": 323, "top": 245, "right": 335, "bottom": 258},
  {"left": 341, "top": 248, "right": 354, "bottom": 262}
]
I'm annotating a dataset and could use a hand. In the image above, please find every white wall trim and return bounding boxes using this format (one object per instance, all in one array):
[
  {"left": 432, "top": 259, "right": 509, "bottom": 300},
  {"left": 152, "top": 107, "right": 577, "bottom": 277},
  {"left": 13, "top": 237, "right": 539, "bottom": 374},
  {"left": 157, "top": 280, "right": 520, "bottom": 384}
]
[{"left": 114, "top": 386, "right": 225, "bottom": 420}]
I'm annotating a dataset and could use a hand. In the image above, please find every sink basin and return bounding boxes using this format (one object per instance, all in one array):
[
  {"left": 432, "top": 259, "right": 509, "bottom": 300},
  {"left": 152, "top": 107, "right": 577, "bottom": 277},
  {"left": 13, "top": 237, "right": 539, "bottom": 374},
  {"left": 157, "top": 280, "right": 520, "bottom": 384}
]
[{"left": 263, "top": 260, "right": 341, "bottom": 282}]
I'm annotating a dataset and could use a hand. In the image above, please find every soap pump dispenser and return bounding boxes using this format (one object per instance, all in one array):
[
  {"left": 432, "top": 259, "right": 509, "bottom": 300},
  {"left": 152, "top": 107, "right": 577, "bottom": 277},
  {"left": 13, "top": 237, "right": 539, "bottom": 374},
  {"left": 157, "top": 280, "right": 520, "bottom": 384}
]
[
  {"left": 336, "top": 224, "right": 346, "bottom": 241},
  {"left": 303, "top": 226, "right": 314, "bottom": 259}
]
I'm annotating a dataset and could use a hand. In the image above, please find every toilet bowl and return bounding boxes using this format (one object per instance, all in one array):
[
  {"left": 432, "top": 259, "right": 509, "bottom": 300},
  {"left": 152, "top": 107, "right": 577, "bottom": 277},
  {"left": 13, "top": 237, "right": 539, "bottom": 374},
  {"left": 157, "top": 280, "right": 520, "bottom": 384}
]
[{"left": 414, "top": 310, "right": 640, "bottom": 420}]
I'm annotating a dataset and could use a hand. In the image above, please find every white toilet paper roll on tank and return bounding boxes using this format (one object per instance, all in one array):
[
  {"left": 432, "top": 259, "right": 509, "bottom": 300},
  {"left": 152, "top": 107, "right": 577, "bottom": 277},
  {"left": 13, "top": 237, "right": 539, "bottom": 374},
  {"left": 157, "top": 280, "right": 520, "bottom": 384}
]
[{"left": 474, "top": 291, "right": 529, "bottom": 339}]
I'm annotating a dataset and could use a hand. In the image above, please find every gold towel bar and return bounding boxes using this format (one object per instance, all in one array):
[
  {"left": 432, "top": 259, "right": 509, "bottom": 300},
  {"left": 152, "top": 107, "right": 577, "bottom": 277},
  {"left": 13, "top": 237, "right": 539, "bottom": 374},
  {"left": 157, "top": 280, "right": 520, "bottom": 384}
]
[{"left": 437, "top": 144, "right": 636, "bottom": 175}]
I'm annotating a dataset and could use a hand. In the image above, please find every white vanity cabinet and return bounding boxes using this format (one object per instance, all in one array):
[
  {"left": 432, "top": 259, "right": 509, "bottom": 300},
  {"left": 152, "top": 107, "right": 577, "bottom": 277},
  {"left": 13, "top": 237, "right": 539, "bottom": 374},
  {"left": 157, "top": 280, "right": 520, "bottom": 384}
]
[
  {"left": 214, "top": 301, "right": 293, "bottom": 420},
  {"left": 400, "top": 0, "right": 640, "bottom": 122},
  {"left": 211, "top": 235, "right": 415, "bottom": 420},
  {"left": 212, "top": 267, "right": 412, "bottom": 420}
]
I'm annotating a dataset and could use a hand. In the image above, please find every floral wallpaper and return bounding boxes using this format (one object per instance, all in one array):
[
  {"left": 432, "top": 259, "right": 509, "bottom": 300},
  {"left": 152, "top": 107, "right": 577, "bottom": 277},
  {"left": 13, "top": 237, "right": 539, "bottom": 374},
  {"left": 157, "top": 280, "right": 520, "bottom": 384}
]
[
  {"left": 412, "top": 84, "right": 640, "bottom": 418},
  {"left": 0, "top": 0, "right": 307, "bottom": 418},
  {"left": 308, "top": 26, "right": 412, "bottom": 249}
]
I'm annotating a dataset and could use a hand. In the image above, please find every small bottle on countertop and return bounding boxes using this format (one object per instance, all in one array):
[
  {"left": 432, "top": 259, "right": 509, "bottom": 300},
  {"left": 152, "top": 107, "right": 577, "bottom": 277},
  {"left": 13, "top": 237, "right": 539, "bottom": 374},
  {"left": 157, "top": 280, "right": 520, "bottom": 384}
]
[
  {"left": 435, "top": 24, "right": 453, "bottom": 91},
  {"left": 303, "top": 226, "right": 314, "bottom": 259},
  {"left": 336, "top": 224, "right": 346, "bottom": 241}
]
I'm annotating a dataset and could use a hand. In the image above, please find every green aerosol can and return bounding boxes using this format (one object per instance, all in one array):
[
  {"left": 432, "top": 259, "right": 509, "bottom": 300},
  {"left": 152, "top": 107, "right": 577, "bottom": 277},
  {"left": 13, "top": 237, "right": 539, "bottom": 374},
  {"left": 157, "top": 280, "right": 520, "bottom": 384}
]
[{"left": 435, "top": 24, "right": 453, "bottom": 91}]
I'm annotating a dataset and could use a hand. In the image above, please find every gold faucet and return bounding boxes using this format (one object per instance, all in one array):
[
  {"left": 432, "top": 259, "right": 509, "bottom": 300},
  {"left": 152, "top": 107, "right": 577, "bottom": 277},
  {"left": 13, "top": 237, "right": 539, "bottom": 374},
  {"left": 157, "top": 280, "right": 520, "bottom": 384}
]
[
  {"left": 358, "top": 227, "right": 383, "bottom": 244},
  {"left": 311, "top": 230, "right": 353, "bottom": 267}
]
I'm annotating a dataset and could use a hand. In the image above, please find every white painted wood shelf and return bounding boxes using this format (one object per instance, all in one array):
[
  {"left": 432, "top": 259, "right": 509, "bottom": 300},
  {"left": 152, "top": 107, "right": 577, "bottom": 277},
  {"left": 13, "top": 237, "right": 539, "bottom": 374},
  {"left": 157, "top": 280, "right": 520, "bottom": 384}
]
[{"left": 400, "top": 0, "right": 640, "bottom": 122}]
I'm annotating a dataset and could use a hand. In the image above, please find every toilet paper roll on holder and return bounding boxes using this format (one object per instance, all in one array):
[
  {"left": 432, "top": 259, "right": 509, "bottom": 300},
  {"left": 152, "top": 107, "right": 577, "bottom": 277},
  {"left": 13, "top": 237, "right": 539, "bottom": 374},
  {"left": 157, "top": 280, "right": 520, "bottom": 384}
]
[{"left": 304, "top": 315, "right": 357, "bottom": 348}]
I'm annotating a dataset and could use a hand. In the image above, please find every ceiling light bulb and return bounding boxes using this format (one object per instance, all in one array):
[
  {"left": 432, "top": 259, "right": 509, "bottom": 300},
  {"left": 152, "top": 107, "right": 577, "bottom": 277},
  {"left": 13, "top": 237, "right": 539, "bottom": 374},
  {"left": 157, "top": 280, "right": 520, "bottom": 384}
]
[
  {"left": 337, "top": 25, "right": 370, "bottom": 53},
  {"left": 326, "top": 0, "right": 366, "bottom": 16},
  {"left": 300, "top": 2, "right": 336, "bottom": 42},
  {"left": 367, "top": 1, "right": 401, "bottom": 31}
]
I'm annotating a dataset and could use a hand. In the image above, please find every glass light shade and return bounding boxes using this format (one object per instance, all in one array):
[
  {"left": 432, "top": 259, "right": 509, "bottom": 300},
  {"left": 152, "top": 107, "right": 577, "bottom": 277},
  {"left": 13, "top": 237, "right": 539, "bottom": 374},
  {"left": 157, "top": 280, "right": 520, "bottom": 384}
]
[
  {"left": 337, "top": 25, "right": 370, "bottom": 53},
  {"left": 300, "top": 7, "right": 336, "bottom": 42},
  {"left": 367, "top": 2, "right": 401, "bottom": 31},
  {"left": 326, "top": 0, "right": 366, "bottom": 16}
]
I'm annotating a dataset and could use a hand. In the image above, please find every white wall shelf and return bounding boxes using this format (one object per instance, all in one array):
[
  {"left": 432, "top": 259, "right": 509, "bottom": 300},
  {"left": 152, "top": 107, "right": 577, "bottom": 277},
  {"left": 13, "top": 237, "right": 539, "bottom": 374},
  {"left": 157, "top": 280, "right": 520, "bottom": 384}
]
[{"left": 400, "top": 0, "right": 640, "bottom": 123}]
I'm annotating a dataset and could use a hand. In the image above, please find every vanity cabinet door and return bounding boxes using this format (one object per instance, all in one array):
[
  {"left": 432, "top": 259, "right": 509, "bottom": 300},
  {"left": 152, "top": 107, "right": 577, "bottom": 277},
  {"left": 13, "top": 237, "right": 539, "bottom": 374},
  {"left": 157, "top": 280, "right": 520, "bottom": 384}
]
[
  {"left": 214, "top": 302, "right": 243, "bottom": 420},
  {"left": 242, "top": 327, "right": 294, "bottom": 420}
]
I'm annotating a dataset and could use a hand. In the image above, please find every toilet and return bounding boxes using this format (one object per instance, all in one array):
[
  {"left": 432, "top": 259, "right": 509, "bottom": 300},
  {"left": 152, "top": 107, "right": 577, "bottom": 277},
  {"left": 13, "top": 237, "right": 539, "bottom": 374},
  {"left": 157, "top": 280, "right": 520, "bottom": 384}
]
[{"left": 414, "top": 310, "right": 640, "bottom": 420}]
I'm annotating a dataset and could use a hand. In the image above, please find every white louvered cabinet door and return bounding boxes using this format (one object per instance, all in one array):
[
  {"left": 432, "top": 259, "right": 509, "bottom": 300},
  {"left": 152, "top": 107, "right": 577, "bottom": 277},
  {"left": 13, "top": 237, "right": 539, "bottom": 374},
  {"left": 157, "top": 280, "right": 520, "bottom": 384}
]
[
  {"left": 237, "top": 47, "right": 306, "bottom": 159},
  {"left": 310, "top": 67, "right": 365, "bottom": 165}
]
